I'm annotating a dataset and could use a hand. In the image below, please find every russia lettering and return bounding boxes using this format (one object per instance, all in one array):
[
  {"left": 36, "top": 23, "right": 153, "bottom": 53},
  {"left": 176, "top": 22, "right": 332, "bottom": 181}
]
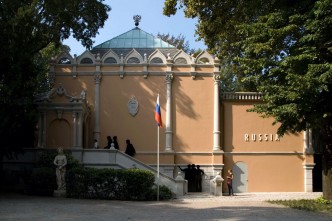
[{"left": 244, "top": 133, "right": 280, "bottom": 142}]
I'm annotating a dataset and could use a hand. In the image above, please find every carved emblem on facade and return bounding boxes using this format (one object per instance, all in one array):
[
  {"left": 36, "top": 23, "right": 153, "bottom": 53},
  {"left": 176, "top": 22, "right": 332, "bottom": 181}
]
[{"left": 128, "top": 97, "right": 139, "bottom": 117}]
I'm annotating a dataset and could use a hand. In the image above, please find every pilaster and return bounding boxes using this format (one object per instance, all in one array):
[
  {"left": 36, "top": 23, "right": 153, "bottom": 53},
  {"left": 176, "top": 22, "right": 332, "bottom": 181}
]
[
  {"left": 72, "top": 112, "right": 77, "bottom": 148},
  {"left": 93, "top": 73, "right": 102, "bottom": 143},
  {"left": 213, "top": 74, "right": 221, "bottom": 151},
  {"left": 165, "top": 73, "right": 173, "bottom": 151}
]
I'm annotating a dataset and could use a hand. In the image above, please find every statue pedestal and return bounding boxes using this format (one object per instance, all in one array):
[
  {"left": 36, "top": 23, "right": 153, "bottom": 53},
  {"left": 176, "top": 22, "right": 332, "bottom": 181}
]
[{"left": 53, "top": 189, "right": 66, "bottom": 198}]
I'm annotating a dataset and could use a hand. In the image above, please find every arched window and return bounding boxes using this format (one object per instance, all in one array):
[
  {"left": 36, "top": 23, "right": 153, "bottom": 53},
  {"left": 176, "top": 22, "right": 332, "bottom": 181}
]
[
  {"left": 127, "top": 57, "right": 140, "bottom": 64},
  {"left": 58, "top": 57, "right": 71, "bottom": 64},
  {"left": 104, "top": 57, "right": 117, "bottom": 64},
  {"left": 150, "top": 57, "right": 163, "bottom": 64},
  {"left": 80, "top": 58, "right": 93, "bottom": 64},
  {"left": 174, "top": 58, "right": 187, "bottom": 64},
  {"left": 197, "top": 58, "right": 210, "bottom": 64}
]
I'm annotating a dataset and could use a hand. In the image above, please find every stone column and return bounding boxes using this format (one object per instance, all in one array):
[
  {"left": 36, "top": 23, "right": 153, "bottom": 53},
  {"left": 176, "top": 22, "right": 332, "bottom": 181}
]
[
  {"left": 165, "top": 73, "right": 173, "bottom": 151},
  {"left": 72, "top": 112, "right": 77, "bottom": 148},
  {"left": 77, "top": 112, "right": 83, "bottom": 148},
  {"left": 213, "top": 74, "right": 221, "bottom": 151},
  {"left": 304, "top": 128, "right": 314, "bottom": 154},
  {"left": 38, "top": 111, "right": 46, "bottom": 148},
  {"left": 303, "top": 128, "right": 315, "bottom": 192},
  {"left": 93, "top": 73, "right": 102, "bottom": 143}
]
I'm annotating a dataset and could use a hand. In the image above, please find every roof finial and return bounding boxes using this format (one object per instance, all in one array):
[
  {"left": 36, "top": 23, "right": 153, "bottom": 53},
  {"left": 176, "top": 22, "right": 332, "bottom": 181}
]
[{"left": 133, "top": 15, "right": 141, "bottom": 27}]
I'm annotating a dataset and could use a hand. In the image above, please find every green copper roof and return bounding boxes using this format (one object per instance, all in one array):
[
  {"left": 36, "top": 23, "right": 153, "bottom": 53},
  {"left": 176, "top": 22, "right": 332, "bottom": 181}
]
[{"left": 93, "top": 27, "right": 175, "bottom": 49}]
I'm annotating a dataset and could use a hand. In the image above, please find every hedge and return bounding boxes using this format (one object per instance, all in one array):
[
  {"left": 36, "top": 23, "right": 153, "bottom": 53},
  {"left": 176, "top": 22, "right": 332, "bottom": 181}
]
[{"left": 66, "top": 167, "right": 157, "bottom": 200}]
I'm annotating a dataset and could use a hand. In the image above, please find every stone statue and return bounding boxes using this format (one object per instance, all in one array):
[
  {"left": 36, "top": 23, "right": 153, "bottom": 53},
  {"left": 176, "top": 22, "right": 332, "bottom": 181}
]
[{"left": 53, "top": 147, "right": 67, "bottom": 190}]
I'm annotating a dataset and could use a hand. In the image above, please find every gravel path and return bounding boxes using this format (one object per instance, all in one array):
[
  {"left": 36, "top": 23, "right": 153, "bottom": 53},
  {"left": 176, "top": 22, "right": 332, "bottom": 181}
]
[{"left": 0, "top": 192, "right": 331, "bottom": 221}]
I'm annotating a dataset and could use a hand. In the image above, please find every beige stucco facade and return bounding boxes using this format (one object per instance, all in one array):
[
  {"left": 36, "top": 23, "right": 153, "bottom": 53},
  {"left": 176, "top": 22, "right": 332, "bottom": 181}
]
[{"left": 34, "top": 27, "right": 316, "bottom": 194}]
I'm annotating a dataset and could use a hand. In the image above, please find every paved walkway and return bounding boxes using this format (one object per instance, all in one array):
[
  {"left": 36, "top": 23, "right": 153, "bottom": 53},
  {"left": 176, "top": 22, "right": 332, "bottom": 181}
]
[{"left": 0, "top": 192, "right": 331, "bottom": 221}]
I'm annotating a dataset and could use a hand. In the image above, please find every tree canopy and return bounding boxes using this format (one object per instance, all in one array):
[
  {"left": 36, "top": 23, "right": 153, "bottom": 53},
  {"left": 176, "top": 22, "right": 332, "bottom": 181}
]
[
  {"left": 156, "top": 33, "right": 202, "bottom": 56},
  {"left": 164, "top": 0, "right": 332, "bottom": 199},
  {"left": 0, "top": 0, "right": 110, "bottom": 155}
]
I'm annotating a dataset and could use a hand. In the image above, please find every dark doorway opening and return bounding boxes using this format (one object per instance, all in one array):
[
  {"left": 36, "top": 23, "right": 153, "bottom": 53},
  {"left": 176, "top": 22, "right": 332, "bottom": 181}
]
[{"left": 313, "top": 154, "right": 322, "bottom": 192}]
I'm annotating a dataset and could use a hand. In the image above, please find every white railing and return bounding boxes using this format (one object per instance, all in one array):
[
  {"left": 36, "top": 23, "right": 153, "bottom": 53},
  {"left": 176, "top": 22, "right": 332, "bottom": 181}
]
[{"left": 221, "top": 92, "right": 263, "bottom": 100}]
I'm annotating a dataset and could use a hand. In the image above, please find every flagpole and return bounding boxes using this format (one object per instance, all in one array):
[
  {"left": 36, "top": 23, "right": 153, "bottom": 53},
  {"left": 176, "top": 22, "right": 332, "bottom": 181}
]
[
  {"left": 155, "top": 93, "right": 161, "bottom": 202},
  {"left": 157, "top": 125, "right": 160, "bottom": 201}
]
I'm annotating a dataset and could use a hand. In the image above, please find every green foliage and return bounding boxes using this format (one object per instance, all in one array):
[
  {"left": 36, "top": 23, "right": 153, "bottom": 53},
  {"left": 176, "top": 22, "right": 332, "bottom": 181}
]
[
  {"left": 156, "top": 33, "right": 200, "bottom": 55},
  {"left": 66, "top": 167, "right": 162, "bottom": 201},
  {"left": 25, "top": 167, "right": 56, "bottom": 196},
  {"left": 269, "top": 197, "right": 332, "bottom": 214},
  {"left": 0, "top": 0, "right": 111, "bottom": 155},
  {"left": 152, "top": 185, "right": 173, "bottom": 200},
  {"left": 316, "top": 196, "right": 332, "bottom": 205},
  {"left": 35, "top": 43, "right": 70, "bottom": 94}
]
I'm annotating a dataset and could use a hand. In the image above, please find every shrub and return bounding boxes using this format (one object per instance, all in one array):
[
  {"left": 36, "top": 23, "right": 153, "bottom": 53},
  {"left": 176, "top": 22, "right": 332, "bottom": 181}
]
[
  {"left": 25, "top": 167, "right": 56, "bottom": 196},
  {"left": 151, "top": 185, "right": 173, "bottom": 200},
  {"left": 66, "top": 167, "right": 157, "bottom": 200}
]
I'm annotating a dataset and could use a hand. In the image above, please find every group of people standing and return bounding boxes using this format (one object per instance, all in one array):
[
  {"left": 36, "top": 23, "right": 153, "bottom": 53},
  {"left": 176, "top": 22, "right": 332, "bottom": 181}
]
[
  {"left": 179, "top": 164, "right": 234, "bottom": 196},
  {"left": 179, "top": 164, "right": 205, "bottom": 192},
  {"left": 93, "top": 136, "right": 136, "bottom": 157},
  {"left": 104, "top": 136, "right": 120, "bottom": 150}
]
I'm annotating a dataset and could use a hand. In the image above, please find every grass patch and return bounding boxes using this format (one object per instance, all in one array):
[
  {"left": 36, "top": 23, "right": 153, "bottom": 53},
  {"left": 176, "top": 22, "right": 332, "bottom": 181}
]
[{"left": 268, "top": 197, "right": 332, "bottom": 215}]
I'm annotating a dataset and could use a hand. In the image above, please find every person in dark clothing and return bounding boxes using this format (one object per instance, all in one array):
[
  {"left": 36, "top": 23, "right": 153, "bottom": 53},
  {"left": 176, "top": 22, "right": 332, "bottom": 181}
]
[
  {"left": 125, "top": 139, "right": 136, "bottom": 157},
  {"left": 190, "top": 164, "right": 198, "bottom": 192},
  {"left": 113, "top": 136, "right": 119, "bottom": 150},
  {"left": 178, "top": 164, "right": 191, "bottom": 181},
  {"left": 227, "top": 169, "right": 234, "bottom": 196},
  {"left": 179, "top": 164, "right": 196, "bottom": 192},
  {"left": 196, "top": 165, "right": 205, "bottom": 192},
  {"left": 104, "top": 136, "right": 112, "bottom": 149}
]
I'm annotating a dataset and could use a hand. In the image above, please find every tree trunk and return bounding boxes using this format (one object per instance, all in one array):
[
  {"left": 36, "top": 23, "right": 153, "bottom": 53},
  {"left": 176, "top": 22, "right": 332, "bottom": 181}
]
[
  {"left": 322, "top": 166, "right": 332, "bottom": 200},
  {"left": 322, "top": 123, "right": 332, "bottom": 200}
]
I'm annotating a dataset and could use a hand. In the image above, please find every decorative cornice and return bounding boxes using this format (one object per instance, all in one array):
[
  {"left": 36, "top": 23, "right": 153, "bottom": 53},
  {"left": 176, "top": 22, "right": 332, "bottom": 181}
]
[{"left": 223, "top": 151, "right": 304, "bottom": 155}]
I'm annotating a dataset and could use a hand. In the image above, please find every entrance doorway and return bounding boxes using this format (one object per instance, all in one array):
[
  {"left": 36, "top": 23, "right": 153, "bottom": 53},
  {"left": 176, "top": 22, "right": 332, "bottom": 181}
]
[
  {"left": 233, "top": 162, "right": 248, "bottom": 193},
  {"left": 313, "top": 154, "right": 322, "bottom": 192}
]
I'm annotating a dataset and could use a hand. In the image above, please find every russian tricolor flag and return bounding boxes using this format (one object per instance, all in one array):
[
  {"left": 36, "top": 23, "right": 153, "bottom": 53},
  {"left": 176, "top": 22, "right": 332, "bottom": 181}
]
[{"left": 155, "top": 94, "right": 162, "bottom": 128}]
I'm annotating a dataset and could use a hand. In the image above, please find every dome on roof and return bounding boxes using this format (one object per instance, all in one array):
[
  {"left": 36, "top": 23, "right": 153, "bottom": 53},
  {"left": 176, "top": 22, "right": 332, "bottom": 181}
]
[{"left": 93, "top": 27, "right": 175, "bottom": 49}]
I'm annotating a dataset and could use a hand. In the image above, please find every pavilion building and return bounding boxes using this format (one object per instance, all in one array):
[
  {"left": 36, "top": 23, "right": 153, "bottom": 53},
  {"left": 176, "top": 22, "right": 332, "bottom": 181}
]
[{"left": 33, "top": 19, "right": 318, "bottom": 193}]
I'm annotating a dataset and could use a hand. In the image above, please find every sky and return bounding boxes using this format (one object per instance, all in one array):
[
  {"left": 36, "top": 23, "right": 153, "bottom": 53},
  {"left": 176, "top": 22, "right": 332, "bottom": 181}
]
[{"left": 63, "top": 0, "right": 206, "bottom": 56}]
